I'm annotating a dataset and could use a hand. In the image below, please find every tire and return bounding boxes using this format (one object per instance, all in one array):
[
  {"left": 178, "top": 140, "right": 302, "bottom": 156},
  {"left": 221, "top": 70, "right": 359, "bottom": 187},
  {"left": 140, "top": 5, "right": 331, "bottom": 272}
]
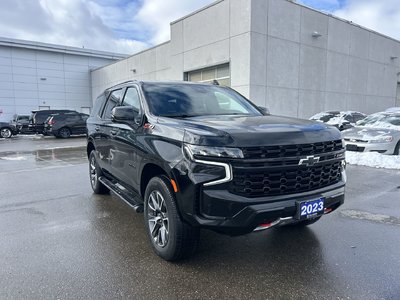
[
  {"left": 144, "top": 175, "right": 199, "bottom": 261},
  {"left": 394, "top": 141, "right": 400, "bottom": 155},
  {"left": 89, "top": 151, "right": 109, "bottom": 194},
  {"left": 58, "top": 127, "right": 71, "bottom": 138},
  {"left": 0, "top": 127, "right": 12, "bottom": 138}
]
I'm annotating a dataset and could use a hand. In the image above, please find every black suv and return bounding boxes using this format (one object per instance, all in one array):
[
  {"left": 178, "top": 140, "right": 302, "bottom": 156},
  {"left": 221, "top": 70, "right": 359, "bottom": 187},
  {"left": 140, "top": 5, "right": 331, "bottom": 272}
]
[
  {"left": 44, "top": 112, "right": 89, "bottom": 138},
  {"left": 87, "top": 81, "right": 346, "bottom": 261},
  {"left": 29, "top": 109, "right": 74, "bottom": 134}
]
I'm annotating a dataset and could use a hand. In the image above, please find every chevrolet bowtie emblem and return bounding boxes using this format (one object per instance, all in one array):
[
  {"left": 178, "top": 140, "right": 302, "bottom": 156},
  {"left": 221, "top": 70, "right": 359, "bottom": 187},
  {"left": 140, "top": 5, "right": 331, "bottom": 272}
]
[{"left": 298, "top": 155, "right": 320, "bottom": 166}]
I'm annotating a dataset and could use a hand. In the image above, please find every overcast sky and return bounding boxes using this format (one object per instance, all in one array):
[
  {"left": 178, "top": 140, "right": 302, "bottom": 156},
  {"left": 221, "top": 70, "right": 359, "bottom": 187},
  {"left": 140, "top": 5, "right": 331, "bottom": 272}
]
[{"left": 0, "top": 0, "right": 399, "bottom": 55}]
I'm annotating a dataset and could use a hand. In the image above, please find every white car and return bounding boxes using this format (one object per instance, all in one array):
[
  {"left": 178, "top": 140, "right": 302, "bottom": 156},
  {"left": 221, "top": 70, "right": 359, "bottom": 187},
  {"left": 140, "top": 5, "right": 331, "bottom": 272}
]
[
  {"left": 342, "top": 112, "right": 400, "bottom": 155},
  {"left": 310, "top": 111, "right": 367, "bottom": 131}
]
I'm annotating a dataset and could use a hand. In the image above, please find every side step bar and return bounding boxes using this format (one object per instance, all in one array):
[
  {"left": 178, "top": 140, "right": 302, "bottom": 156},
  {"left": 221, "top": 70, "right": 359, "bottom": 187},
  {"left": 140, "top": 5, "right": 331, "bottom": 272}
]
[{"left": 99, "top": 176, "right": 144, "bottom": 213}]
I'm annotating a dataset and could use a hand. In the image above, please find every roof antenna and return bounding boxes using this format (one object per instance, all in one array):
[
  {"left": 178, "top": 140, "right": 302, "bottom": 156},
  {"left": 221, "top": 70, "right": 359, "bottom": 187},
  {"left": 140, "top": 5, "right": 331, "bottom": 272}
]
[{"left": 212, "top": 79, "right": 219, "bottom": 85}]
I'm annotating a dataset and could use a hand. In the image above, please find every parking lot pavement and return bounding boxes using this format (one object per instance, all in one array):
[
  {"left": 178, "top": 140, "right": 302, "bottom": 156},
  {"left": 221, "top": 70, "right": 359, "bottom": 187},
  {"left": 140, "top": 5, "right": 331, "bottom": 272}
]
[{"left": 0, "top": 145, "right": 399, "bottom": 299}]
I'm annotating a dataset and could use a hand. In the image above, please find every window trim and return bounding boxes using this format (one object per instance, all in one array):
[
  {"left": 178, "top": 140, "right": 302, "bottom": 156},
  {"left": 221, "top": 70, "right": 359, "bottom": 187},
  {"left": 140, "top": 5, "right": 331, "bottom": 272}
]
[{"left": 101, "top": 88, "right": 125, "bottom": 120}]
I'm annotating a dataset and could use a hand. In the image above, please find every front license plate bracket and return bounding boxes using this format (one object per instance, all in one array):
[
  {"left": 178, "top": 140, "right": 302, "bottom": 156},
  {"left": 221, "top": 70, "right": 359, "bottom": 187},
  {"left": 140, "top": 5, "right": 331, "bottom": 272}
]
[{"left": 296, "top": 198, "right": 325, "bottom": 220}]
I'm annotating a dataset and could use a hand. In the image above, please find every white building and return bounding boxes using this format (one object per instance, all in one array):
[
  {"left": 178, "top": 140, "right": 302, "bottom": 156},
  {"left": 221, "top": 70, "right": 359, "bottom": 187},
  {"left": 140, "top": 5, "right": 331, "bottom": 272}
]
[
  {"left": 0, "top": 37, "right": 125, "bottom": 122},
  {"left": 91, "top": 0, "right": 400, "bottom": 118}
]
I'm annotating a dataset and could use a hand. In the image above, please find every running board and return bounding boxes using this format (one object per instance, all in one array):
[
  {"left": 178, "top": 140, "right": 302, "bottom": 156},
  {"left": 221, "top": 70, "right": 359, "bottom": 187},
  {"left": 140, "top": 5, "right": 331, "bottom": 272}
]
[{"left": 98, "top": 176, "right": 144, "bottom": 213}]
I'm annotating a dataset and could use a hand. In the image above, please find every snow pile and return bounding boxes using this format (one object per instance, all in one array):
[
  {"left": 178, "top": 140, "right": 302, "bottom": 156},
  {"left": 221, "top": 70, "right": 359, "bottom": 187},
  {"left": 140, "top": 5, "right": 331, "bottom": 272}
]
[
  {"left": 346, "top": 151, "right": 400, "bottom": 169},
  {"left": 359, "top": 122, "right": 400, "bottom": 131}
]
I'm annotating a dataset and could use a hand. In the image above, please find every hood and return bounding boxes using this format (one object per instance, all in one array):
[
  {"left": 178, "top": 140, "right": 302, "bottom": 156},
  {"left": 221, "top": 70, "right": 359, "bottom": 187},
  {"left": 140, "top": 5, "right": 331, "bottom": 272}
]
[
  {"left": 156, "top": 115, "right": 341, "bottom": 147},
  {"left": 342, "top": 126, "right": 398, "bottom": 141}
]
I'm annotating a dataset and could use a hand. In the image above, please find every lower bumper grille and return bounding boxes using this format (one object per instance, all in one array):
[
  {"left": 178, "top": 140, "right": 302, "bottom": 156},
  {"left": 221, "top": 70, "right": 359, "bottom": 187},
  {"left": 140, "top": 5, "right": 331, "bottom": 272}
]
[{"left": 231, "top": 161, "right": 342, "bottom": 198}]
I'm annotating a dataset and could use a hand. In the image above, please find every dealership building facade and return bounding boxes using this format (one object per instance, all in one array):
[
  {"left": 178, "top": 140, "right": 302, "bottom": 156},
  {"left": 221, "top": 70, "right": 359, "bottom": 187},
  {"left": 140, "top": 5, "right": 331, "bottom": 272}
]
[
  {"left": 0, "top": 37, "right": 125, "bottom": 122},
  {"left": 92, "top": 0, "right": 400, "bottom": 118},
  {"left": 1, "top": 0, "right": 400, "bottom": 123}
]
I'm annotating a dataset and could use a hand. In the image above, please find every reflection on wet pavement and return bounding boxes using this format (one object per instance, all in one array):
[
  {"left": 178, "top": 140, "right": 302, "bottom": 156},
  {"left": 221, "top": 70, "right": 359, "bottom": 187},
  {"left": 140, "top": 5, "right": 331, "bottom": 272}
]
[{"left": 0, "top": 147, "right": 87, "bottom": 173}]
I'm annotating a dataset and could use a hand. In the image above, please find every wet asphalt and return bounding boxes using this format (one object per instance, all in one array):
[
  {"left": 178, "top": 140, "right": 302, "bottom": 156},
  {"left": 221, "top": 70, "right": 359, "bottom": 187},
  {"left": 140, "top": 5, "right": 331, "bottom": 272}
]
[{"left": 0, "top": 137, "right": 399, "bottom": 299}]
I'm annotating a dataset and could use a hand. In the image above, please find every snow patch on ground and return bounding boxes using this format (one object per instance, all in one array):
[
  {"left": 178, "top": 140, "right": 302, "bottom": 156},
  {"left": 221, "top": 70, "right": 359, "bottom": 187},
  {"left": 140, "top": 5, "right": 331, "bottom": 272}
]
[
  {"left": 0, "top": 156, "right": 27, "bottom": 161},
  {"left": 346, "top": 151, "right": 400, "bottom": 169}
]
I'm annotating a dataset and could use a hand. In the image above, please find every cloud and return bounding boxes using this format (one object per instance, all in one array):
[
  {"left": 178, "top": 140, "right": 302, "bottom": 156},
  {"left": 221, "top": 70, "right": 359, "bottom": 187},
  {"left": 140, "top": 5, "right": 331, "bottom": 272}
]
[
  {"left": 0, "top": 0, "right": 214, "bottom": 55},
  {"left": 0, "top": 0, "right": 148, "bottom": 54},
  {"left": 134, "top": 0, "right": 214, "bottom": 45},
  {"left": 333, "top": 0, "right": 400, "bottom": 40}
]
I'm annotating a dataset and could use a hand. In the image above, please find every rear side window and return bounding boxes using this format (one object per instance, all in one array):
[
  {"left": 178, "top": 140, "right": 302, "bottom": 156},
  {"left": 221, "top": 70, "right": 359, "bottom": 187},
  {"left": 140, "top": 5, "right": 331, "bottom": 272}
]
[
  {"left": 35, "top": 113, "right": 50, "bottom": 124},
  {"left": 91, "top": 94, "right": 106, "bottom": 118},
  {"left": 103, "top": 89, "right": 124, "bottom": 119}
]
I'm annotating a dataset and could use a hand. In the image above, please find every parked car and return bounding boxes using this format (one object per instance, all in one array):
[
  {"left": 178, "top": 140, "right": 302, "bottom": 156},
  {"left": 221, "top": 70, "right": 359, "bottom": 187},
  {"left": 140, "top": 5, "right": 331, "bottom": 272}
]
[
  {"left": 9, "top": 114, "right": 31, "bottom": 134},
  {"left": 29, "top": 109, "right": 74, "bottom": 134},
  {"left": 0, "top": 122, "right": 17, "bottom": 138},
  {"left": 44, "top": 112, "right": 89, "bottom": 138},
  {"left": 310, "top": 111, "right": 367, "bottom": 131},
  {"left": 343, "top": 112, "right": 400, "bottom": 155},
  {"left": 86, "top": 81, "right": 346, "bottom": 261}
]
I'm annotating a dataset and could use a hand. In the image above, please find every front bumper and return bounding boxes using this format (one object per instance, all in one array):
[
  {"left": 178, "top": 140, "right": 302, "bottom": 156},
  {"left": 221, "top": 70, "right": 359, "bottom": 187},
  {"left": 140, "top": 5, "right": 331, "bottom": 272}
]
[
  {"left": 189, "top": 183, "right": 345, "bottom": 235},
  {"left": 344, "top": 140, "right": 395, "bottom": 154}
]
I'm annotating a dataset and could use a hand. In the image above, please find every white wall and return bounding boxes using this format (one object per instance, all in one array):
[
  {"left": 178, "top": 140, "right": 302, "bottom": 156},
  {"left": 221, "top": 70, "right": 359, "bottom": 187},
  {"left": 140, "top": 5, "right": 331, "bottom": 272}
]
[
  {"left": 249, "top": 0, "right": 400, "bottom": 118},
  {"left": 0, "top": 46, "right": 116, "bottom": 122}
]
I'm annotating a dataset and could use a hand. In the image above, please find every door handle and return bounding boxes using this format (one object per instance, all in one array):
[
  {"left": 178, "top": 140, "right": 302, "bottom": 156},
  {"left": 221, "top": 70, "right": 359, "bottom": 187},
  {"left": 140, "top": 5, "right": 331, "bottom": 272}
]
[
  {"left": 110, "top": 129, "right": 117, "bottom": 135},
  {"left": 95, "top": 126, "right": 100, "bottom": 132}
]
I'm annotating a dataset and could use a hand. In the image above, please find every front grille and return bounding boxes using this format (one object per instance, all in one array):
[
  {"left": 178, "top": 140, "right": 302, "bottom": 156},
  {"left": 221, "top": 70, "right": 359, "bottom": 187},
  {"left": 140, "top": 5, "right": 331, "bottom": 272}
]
[
  {"left": 346, "top": 144, "right": 365, "bottom": 152},
  {"left": 241, "top": 140, "right": 343, "bottom": 159},
  {"left": 230, "top": 161, "right": 342, "bottom": 198}
]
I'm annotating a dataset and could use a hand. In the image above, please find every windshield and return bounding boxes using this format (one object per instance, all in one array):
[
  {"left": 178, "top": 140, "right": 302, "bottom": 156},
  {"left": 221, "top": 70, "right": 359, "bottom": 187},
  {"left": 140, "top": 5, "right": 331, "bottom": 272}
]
[
  {"left": 310, "top": 112, "right": 340, "bottom": 122},
  {"left": 142, "top": 83, "right": 262, "bottom": 118},
  {"left": 356, "top": 113, "right": 400, "bottom": 128}
]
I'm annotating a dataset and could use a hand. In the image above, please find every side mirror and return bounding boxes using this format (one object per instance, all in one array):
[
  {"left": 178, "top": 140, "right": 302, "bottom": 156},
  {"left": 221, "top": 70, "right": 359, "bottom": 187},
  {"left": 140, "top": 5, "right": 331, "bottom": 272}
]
[
  {"left": 111, "top": 106, "right": 140, "bottom": 126},
  {"left": 258, "top": 106, "right": 270, "bottom": 115}
]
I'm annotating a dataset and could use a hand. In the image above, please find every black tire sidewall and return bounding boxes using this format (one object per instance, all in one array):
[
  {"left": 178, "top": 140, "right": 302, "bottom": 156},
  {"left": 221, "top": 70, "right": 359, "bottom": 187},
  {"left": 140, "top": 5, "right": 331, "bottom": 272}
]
[
  {"left": 89, "top": 151, "right": 108, "bottom": 194},
  {"left": 394, "top": 141, "right": 400, "bottom": 155},
  {"left": 144, "top": 176, "right": 181, "bottom": 260},
  {"left": 59, "top": 127, "right": 71, "bottom": 138}
]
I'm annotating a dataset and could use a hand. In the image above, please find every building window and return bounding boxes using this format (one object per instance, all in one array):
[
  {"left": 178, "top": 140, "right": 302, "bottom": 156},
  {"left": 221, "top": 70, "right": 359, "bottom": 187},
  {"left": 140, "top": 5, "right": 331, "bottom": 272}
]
[{"left": 186, "top": 63, "right": 230, "bottom": 86}]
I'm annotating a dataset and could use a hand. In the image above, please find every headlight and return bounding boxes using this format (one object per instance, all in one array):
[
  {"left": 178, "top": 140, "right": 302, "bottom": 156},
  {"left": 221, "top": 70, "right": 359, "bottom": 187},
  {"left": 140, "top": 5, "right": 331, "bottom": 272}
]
[
  {"left": 368, "top": 136, "right": 393, "bottom": 143},
  {"left": 184, "top": 144, "right": 244, "bottom": 159}
]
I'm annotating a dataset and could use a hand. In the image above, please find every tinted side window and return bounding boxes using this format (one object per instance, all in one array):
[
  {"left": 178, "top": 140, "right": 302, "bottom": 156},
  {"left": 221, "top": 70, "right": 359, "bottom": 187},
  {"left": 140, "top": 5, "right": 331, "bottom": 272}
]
[
  {"left": 122, "top": 88, "right": 141, "bottom": 113},
  {"left": 36, "top": 113, "right": 50, "bottom": 124},
  {"left": 91, "top": 94, "right": 106, "bottom": 118},
  {"left": 103, "top": 89, "right": 123, "bottom": 119},
  {"left": 353, "top": 114, "right": 365, "bottom": 122},
  {"left": 344, "top": 114, "right": 354, "bottom": 122}
]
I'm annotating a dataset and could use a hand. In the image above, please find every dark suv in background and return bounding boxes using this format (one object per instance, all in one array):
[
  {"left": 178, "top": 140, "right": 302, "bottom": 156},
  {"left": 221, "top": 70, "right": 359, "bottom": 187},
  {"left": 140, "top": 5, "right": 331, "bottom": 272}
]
[
  {"left": 29, "top": 109, "right": 75, "bottom": 134},
  {"left": 86, "top": 81, "right": 346, "bottom": 261},
  {"left": 44, "top": 112, "right": 88, "bottom": 138}
]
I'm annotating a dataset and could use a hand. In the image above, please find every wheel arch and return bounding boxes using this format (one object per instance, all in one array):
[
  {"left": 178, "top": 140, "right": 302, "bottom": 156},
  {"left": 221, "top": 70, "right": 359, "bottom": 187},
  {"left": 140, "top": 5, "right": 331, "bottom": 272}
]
[
  {"left": 87, "top": 140, "right": 95, "bottom": 158},
  {"left": 140, "top": 163, "right": 170, "bottom": 198}
]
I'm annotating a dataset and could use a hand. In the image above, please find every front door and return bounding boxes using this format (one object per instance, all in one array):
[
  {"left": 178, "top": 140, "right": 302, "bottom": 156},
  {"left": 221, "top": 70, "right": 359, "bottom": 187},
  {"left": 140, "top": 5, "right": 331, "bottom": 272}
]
[
  {"left": 96, "top": 88, "right": 125, "bottom": 175},
  {"left": 110, "top": 86, "right": 143, "bottom": 192}
]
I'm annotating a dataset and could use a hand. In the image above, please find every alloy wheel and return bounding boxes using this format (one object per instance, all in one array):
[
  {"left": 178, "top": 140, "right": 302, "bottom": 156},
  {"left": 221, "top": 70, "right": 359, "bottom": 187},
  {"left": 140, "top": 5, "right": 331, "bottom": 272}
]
[
  {"left": 1, "top": 128, "right": 12, "bottom": 138},
  {"left": 147, "top": 191, "right": 169, "bottom": 248},
  {"left": 90, "top": 156, "right": 97, "bottom": 188}
]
